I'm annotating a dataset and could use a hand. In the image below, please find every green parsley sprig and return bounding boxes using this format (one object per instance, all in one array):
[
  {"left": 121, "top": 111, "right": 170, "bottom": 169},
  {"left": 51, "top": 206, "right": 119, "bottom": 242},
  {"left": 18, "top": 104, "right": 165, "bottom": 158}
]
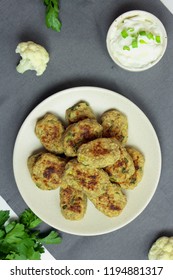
[
  {"left": 43, "top": 0, "right": 62, "bottom": 32},
  {"left": 0, "top": 209, "right": 62, "bottom": 260}
]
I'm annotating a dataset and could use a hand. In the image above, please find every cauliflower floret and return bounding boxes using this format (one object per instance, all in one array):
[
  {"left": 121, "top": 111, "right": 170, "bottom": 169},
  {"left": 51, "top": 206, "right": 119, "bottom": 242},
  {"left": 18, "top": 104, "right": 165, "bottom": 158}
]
[
  {"left": 16, "top": 41, "right": 49, "bottom": 76},
  {"left": 148, "top": 236, "right": 173, "bottom": 260}
]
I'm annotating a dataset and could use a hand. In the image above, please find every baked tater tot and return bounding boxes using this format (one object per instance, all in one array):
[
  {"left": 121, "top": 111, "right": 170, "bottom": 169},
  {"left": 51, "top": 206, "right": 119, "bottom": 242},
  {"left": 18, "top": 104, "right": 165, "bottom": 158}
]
[
  {"left": 101, "top": 109, "right": 128, "bottom": 144},
  {"left": 61, "top": 159, "right": 110, "bottom": 196},
  {"left": 119, "top": 147, "right": 145, "bottom": 190},
  {"left": 65, "top": 101, "right": 96, "bottom": 124},
  {"left": 27, "top": 152, "right": 67, "bottom": 190},
  {"left": 35, "top": 113, "right": 64, "bottom": 154},
  {"left": 77, "top": 138, "right": 120, "bottom": 168},
  {"left": 60, "top": 184, "right": 87, "bottom": 220},
  {"left": 62, "top": 118, "right": 103, "bottom": 157},
  {"left": 105, "top": 145, "right": 135, "bottom": 183},
  {"left": 88, "top": 183, "right": 127, "bottom": 217}
]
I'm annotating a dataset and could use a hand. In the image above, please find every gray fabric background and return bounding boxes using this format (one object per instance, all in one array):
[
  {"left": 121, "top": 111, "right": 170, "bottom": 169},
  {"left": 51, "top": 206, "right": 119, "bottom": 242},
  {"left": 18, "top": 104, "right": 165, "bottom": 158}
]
[{"left": 0, "top": 0, "right": 173, "bottom": 260}]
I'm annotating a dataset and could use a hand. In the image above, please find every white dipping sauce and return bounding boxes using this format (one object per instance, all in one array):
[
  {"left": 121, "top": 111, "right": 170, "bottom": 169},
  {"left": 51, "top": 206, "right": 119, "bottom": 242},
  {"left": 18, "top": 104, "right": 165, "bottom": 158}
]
[{"left": 107, "top": 11, "right": 167, "bottom": 70}]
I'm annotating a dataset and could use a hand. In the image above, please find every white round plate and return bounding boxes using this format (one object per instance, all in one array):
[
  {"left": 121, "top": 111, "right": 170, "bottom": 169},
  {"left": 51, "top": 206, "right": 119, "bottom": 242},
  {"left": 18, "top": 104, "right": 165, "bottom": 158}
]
[{"left": 13, "top": 87, "right": 161, "bottom": 236}]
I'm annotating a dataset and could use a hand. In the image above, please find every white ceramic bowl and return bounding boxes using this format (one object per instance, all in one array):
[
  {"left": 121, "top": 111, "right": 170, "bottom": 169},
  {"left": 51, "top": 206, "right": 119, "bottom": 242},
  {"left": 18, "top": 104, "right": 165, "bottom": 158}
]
[{"left": 106, "top": 10, "right": 168, "bottom": 71}]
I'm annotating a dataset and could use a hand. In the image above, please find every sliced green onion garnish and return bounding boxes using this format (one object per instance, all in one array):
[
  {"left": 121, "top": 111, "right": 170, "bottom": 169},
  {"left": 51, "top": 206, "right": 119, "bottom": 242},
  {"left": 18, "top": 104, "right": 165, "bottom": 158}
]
[
  {"left": 147, "top": 32, "right": 154, "bottom": 40},
  {"left": 121, "top": 29, "right": 128, "bottom": 38},
  {"left": 139, "top": 39, "right": 147, "bottom": 44},
  {"left": 127, "top": 27, "right": 134, "bottom": 32},
  {"left": 139, "top": 31, "right": 146, "bottom": 36},
  {"left": 123, "top": 46, "right": 130, "bottom": 51},
  {"left": 132, "top": 39, "right": 138, "bottom": 48},
  {"left": 155, "top": 35, "right": 161, "bottom": 43},
  {"left": 139, "top": 31, "right": 155, "bottom": 40},
  {"left": 130, "top": 34, "right": 136, "bottom": 38}
]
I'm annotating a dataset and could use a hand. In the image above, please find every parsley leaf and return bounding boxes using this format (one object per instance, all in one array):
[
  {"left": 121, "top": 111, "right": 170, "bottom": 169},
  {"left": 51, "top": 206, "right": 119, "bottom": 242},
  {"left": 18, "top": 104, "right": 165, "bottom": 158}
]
[
  {"left": 44, "top": 0, "right": 62, "bottom": 32},
  {"left": 19, "top": 208, "right": 42, "bottom": 229},
  {"left": 0, "top": 229, "right": 5, "bottom": 239},
  {"left": 4, "top": 223, "right": 28, "bottom": 244},
  {"left": 0, "top": 210, "right": 10, "bottom": 228},
  {"left": 0, "top": 209, "right": 62, "bottom": 260},
  {"left": 39, "top": 231, "right": 62, "bottom": 244}
]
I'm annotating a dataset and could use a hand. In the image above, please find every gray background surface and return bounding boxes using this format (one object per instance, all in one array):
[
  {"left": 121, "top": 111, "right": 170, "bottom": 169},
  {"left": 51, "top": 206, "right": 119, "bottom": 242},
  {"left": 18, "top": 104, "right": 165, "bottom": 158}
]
[{"left": 0, "top": 0, "right": 173, "bottom": 260}]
